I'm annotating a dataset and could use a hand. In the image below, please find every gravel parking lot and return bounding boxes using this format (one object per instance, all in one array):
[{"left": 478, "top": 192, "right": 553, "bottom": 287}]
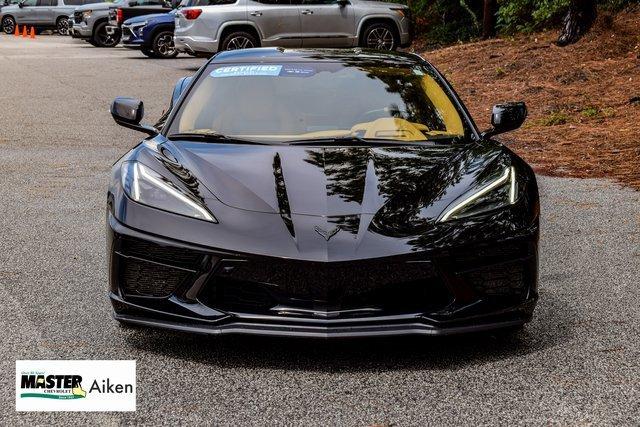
[{"left": 1, "top": 35, "right": 639, "bottom": 425}]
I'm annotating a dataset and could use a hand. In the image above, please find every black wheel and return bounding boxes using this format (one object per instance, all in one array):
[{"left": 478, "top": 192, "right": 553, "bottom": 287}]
[
  {"left": 92, "top": 21, "right": 120, "bottom": 48},
  {"left": 2, "top": 15, "right": 15, "bottom": 35},
  {"left": 87, "top": 38, "right": 99, "bottom": 46},
  {"left": 220, "top": 31, "right": 258, "bottom": 51},
  {"left": 141, "top": 48, "right": 156, "bottom": 58},
  {"left": 151, "top": 30, "right": 178, "bottom": 58},
  {"left": 56, "top": 16, "right": 68, "bottom": 35},
  {"left": 360, "top": 22, "right": 397, "bottom": 51}
]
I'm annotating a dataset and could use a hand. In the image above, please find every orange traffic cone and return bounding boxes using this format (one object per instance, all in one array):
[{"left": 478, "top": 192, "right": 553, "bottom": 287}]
[
  {"left": 22, "top": 26, "right": 28, "bottom": 38},
  {"left": 29, "top": 27, "right": 35, "bottom": 39},
  {"left": 14, "top": 25, "right": 19, "bottom": 37}
]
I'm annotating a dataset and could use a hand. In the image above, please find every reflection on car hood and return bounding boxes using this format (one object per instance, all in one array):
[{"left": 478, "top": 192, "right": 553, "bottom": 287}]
[{"left": 170, "top": 142, "right": 489, "bottom": 217}]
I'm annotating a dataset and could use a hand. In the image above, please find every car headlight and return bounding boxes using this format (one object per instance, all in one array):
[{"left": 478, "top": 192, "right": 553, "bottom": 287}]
[
  {"left": 390, "top": 7, "right": 407, "bottom": 18},
  {"left": 121, "top": 161, "right": 217, "bottom": 223},
  {"left": 439, "top": 167, "right": 517, "bottom": 222},
  {"left": 130, "top": 21, "right": 146, "bottom": 36}
]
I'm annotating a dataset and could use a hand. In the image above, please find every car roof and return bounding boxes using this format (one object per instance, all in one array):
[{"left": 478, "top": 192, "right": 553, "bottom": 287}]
[{"left": 209, "top": 47, "right": 430, "bottom": 67}]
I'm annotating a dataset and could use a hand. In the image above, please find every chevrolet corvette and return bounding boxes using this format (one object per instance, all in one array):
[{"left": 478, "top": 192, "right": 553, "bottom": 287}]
[{"left": 107, "top": 48, "right": 539, "bottom": 338}]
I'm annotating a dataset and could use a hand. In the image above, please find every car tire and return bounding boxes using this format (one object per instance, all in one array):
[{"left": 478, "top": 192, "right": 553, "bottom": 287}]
[
  {"left": 2, "top": 15, "right": 15, "bottom": 35},
  {"left": 151, "top": 30, "right": 178, "bottom": 59},
  {"left": 360, "top": 22, "right": 398, "bottom": 51},
  {"left": 141, "top": 48, "right": 156, "bottom": 58},
  {"left": 92, "top": 21, "right": 120, "bottom": 48},
  {"left": 56, "top": 17, "right": 68, "bottom": 35},
  {"left": 220, "top": 31, "right": 258, "bottom": 51}
]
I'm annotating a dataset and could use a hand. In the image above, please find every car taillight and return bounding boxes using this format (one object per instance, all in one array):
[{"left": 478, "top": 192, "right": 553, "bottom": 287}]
[
  {"left": 182, "top": 9, "right": 202, "bottom": 20},
  {"left": 116, "top": 8, "right": 123, "bottom": 24}
]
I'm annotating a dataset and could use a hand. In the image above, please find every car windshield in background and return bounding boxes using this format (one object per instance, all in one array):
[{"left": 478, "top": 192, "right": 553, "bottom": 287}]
[{"left": 167, "top": 61, "right": 468, "bottom": 144}]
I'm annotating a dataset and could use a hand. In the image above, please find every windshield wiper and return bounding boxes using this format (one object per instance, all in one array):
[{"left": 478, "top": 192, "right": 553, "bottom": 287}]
[
  {"left": 287, "top": 136, "right": 429, "bottom": 146},
  {"left": 167, "top": 132, "right": 267, "bottom": 145}
]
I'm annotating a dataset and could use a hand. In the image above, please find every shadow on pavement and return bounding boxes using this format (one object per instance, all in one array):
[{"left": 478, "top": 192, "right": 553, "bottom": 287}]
[{"left": 121, "top": 291, "right": 571, "bottom": 373}]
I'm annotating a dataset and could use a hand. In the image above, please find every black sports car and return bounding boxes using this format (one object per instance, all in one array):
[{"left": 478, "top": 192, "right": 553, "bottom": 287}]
[{"left": 107, "top": 48, "right": 539, "bottom": 338}]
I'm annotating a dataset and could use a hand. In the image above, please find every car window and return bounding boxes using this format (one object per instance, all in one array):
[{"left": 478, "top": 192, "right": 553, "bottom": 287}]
[
  {"left": 21, "top": 0, "right": 37, "bottom": 6},
  {"left": 169, "top": 62, "right": 467, "bottom": 143},
  {"left": 36, "top": 0, "right": 53, "bottom": 5},
  {"left": 65, "top": 0, "right": 82, "bottom": 5}
]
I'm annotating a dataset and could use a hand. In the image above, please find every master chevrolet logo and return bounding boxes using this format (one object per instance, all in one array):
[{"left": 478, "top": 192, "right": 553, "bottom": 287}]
[
  {"left": 314, "top": 225, "right": 340, "bottom": 241},
  {"left": 20, "top": 374, "right": 86, "bottom": 400}
]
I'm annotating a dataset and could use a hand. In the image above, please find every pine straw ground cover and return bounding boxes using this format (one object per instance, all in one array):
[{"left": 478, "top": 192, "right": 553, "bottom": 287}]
[{"left": 421, "top": 8, "right": 640, "bottom": 189}]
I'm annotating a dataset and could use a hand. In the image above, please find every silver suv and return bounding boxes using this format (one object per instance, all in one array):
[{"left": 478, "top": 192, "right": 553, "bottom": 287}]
[
  {"left": 174, "top": 0, "right": 412, "bottom": 56},
  {"left": 1, "top": 0, "right": 78, "bottom": 34}
]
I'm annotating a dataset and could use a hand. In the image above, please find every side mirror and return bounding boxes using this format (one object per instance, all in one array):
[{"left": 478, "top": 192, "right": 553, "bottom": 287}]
[
  {"left": 337, "top": 0, "right": 349, "bottom": 6},
  {"left": 18, "top": 2, "right": 24, "bottom": 7},
  {"left": 482, "top": 102, "right": 527, "bottom": 139},
  {"left": 110, "top": 97, "right": 158, "bottom": 136}
]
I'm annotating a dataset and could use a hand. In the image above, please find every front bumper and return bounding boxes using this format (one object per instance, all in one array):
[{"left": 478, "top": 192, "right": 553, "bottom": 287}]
[
  {"left": 71, "top": 23, "right": 91, "bottom": 38},
  {"left": 107, "top": 214, "right": 538, "bottom": 338}
]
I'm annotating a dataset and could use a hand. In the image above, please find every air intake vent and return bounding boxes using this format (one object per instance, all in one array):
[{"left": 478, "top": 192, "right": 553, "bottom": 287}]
[{"left": 120, "top": 257, "right": 190, "bottom": 298}]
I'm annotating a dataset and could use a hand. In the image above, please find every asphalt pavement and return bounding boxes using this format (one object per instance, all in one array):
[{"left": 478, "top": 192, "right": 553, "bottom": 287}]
[{"left": 1, "top": 35, "right": 639, "bottom": 425}]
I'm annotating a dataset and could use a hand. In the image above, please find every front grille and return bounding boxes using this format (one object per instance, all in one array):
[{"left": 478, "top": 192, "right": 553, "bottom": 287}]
[
  {"left": 200, "top": 258, "right": 452, "bottom": 316},
  {"left": 73, "top": 11, "right": 83, "bottom": 24},
  {"left": 120, "top": 257, "right": 190, "bottom": 298}
]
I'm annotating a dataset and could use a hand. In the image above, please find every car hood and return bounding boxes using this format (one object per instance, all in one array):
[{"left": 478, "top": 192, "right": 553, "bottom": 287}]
[
  {"left": 74, "top": 2, "right": 116, "bottom": 12},
  {"left": 125, "top": 11, "right": 173, "bottom": 25},
  {"left": 161, "top": 141, "right": 505, "bottom": 219}
]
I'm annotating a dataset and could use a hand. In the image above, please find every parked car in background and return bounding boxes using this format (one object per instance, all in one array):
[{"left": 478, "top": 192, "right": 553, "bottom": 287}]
[
  {"left": 113, "top": 0, "right": 203, "bottom": 59},
  {"left": 1, "top": 0, "right": 78, "bottom": 35},
  {"left": 66, "top": 0, "right": 109, "bottom": 38},
  {"left": 173, "top": 0, "right": 412, "bottom": 57},
  {"left": 119, "top": 11, "right": 178, "bottom": 58},
  {"left": 70, "top": 0, "right": 169, "bottom": 47},
  {"left": 104, "top": 0, "right": 174, "bottom": 50}
]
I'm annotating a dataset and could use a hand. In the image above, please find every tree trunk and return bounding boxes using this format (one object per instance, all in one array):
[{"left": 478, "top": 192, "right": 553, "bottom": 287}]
[
  {"left": 557, "top": 0, "right": 597, "bottom": 46},
  {"left": 482, "top": 0, "right": 496, "bottom": 39}
]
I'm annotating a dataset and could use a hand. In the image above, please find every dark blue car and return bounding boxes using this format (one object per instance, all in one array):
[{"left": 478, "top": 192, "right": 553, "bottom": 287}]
[{"left": 121, "top": 11, "right": 177, "bottom": 59}]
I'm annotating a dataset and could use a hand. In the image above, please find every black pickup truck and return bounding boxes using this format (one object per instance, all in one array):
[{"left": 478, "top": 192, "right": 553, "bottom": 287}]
[{"left": 105, "top": 0, "right": 176, "bottom": 41}]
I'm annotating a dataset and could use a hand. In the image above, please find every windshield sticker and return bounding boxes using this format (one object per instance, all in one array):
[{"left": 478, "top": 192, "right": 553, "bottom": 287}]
[
  {"left": 210, "top": 65, "right": 283, "bottom": 78},
  {"left": 280, "top": 65, "right": 316, "bottom": 77}
]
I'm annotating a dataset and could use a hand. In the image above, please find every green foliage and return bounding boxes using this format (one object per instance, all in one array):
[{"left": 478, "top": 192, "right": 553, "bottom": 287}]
[
  {"left": 402, "top": 0, "right": 639, "bottom": 45},
  {"left": 497, "top": 0, "right": 571, "bottom": 34},
  {"left": 391, "top": 0, "right": 484, "bottom": 45}
]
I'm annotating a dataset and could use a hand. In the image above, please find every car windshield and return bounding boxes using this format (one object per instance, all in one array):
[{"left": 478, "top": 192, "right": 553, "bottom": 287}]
[{"left": 167, "top": 60, "right": 469, "bottom": 144}]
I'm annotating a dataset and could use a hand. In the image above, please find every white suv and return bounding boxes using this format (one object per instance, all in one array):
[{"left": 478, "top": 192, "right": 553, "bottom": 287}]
[{"left": 174, "top": 0, "right": 412, "bottom": 57}]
